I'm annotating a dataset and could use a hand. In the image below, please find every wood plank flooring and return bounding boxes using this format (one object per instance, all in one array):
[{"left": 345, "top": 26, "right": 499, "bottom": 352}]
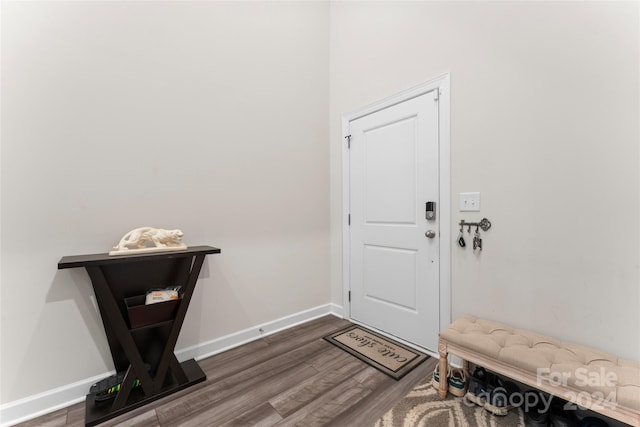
[{"left": 15, "top": 315, "right": 437, "bottom": 427}]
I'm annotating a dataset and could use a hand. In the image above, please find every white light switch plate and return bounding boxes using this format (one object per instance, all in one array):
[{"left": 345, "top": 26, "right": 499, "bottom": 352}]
[{"left": 460, "top": 192, "right": 480, "bottom": 211}]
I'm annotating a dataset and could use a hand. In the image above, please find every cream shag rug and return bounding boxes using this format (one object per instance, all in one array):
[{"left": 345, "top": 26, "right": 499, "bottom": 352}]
[{"left": 374, "top": 377, "right": 526, "bottom": 427}]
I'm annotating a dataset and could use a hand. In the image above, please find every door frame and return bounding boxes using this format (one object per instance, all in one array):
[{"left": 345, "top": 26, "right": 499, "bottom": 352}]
[{"left": 341, "top": 74, "right": 451, "bottom": 351}]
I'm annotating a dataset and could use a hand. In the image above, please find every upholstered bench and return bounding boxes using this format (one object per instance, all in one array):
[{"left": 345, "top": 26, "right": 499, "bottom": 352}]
[{"left": 438, "top": 316, "right": 640, "bottom": 426}]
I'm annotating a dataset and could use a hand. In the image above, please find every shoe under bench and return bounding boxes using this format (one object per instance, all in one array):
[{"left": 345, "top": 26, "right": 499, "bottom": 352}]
[{"left": 438, "top": 315, "right": 640, "bottom": 427}]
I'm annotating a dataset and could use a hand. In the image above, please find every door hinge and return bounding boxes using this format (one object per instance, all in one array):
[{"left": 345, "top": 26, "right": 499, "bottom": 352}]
[
  {"left": 345, "top": 135, "right": 351, "bottom": 149},
  {"left": 348, "top": 214, "right": 351, "bottom": 225},
  {"left": 348, "top": 291, "right": 351, "bottom": 302},
  {"left": 434, "top": 89, "right": 440, "bottom": 102}
]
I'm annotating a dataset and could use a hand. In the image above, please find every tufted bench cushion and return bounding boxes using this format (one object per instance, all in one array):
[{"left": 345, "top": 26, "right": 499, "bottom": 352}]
[{"left": 438, "top": 316, "right": 640, "bottom": 426}]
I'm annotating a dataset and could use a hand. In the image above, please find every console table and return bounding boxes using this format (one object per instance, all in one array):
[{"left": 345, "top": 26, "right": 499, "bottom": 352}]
[{"left": 58, "top": 245, "right": 220, "bottom": 426}]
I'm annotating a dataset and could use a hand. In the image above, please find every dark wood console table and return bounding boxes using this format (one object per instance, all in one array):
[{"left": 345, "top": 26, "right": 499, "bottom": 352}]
[{"left": 58, "top": 245, "right": 220, "bottom": 426}]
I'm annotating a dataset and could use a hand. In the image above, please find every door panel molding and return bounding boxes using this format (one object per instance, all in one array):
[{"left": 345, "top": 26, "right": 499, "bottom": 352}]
[{"left": 341, "top": 74, "right": 451, "bottom": 348}]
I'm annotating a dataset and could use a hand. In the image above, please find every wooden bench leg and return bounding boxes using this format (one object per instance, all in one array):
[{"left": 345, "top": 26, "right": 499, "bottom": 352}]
[{"left": 438, "top": 339, "right": 448, "bottom": 399}]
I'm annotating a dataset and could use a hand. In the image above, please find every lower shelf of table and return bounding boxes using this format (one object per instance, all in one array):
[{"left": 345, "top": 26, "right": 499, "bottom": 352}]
[{"left": 84, "top": 358, "right": 206, "bottom": 427}]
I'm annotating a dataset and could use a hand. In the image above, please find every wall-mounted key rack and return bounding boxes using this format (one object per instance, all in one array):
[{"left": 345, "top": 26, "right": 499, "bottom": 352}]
[
  {"left": 459, "top": 218, "right": 492, "bottom": 232},
  {"left": 457, "top": 218, "right": 491, "bottom": 251}
]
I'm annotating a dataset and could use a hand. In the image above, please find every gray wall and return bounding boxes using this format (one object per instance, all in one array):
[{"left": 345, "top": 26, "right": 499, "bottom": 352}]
[
  {"left": 1, "top": 1, "right": 330, "bottom": 404},
  {"left": 1, "top": 0, "right": 639, "bottom": 411},
  {"left": 330, "top": 1, "right": 640, "bottom": 361}
]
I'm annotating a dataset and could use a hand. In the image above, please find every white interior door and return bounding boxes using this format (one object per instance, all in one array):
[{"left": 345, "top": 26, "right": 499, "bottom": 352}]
[{"left": 348, "top": 90, "right": 440, "bottom": 351}]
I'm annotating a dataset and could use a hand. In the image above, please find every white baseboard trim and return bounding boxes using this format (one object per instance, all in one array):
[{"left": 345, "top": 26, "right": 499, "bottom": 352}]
[
  {"left": 328, "top": 302, "right": 344, "bottom": 318},
  {"left": 0, "top": 372, "right": 107, "bottom": 427},
  {"left": 176, "top": 303, "right": 341, "bottom": 362},
  {"left": 0, "top": 303, "right": 341, "bottom": 427}
]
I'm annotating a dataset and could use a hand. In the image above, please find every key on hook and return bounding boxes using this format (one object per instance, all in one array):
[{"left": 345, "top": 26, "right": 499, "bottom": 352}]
[{"left": 473, "top": 229, "right": 482, "bottom": 251}]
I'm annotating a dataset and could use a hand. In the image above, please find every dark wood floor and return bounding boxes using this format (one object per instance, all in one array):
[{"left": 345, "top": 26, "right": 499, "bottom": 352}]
[{"left": 17, "top": 315, "right": 437, "bottom": 427}]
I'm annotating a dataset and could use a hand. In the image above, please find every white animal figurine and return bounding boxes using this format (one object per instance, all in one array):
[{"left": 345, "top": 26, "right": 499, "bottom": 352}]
[{"left": 109, "top": 227, "right": 187, "bottom": 256}]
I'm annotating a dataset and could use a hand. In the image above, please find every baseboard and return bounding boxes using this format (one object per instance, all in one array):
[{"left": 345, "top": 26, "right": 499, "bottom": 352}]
[
  {"left": 0, "top": 373, "right": 106, "bottom": 427},
  {"left": 176, "top": 303, "right": 342, "bottom": 361},
  {"left": 0, "top": 303, "right": 341, "bottom": 427},
  {"left": 328, "top": 302, "right": 344, "bottom": 318}
]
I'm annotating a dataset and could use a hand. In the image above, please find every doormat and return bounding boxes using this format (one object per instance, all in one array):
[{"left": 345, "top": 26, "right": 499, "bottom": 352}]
[{"left": 324, "top": 324, "right": 429, "bottom": 380}]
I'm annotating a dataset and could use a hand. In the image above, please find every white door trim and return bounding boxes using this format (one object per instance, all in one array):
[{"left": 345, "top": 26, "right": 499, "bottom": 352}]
[{"left": 341, "top": 74, "right": 451, "bottom": 343}]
